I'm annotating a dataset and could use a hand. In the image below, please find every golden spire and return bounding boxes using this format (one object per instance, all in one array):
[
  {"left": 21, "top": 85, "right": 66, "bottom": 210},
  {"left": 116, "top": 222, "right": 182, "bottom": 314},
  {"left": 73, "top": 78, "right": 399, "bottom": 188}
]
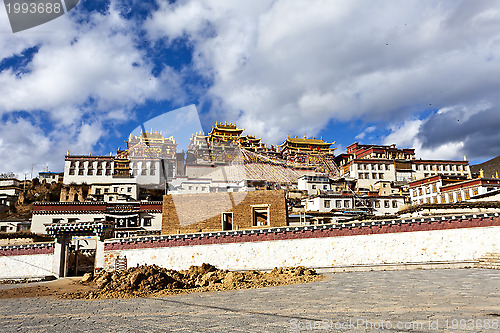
[{"left": 480, "top": 169, "right": 484, "bottom": 178}]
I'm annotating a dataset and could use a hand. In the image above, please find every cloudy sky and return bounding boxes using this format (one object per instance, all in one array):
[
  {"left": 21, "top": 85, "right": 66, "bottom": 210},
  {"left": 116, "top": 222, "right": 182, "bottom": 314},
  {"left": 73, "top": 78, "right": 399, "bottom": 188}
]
[{"left": 1, "top": 0, "right": 499, "bottom": 176}]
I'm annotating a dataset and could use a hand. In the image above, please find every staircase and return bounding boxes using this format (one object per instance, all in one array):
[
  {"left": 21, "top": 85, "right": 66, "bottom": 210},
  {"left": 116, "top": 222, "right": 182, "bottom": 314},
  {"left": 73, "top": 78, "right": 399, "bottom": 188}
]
[{"left": 475, "top": 253, "right": 500, "bottom": 270}]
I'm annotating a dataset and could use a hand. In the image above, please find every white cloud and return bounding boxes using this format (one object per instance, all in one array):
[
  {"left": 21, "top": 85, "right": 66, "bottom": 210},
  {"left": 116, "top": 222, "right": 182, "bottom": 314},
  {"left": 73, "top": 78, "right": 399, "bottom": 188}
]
[
  {"left": 145, "top": 0, "right": 500, "bottom": 148},
  {"left": 2, "top": 0, "right": 500, "bottom": 174},
  {"left": 355, "top": 126, "right": 376, "bottom": 140},
  {"left": 0, "top": 117, "right": 102, "bottom": 175},
  {"left": 384, "top": 117, "right": 466, "bottom": 161},
  {"left": 0, "top": 1, "right": 188, "bottom": 175},
  {"left": 384, "top": 120, "right": 423, "bottom": 148},
  {"left": 0, "top": 5, "right": 180, "bottom": 118}
]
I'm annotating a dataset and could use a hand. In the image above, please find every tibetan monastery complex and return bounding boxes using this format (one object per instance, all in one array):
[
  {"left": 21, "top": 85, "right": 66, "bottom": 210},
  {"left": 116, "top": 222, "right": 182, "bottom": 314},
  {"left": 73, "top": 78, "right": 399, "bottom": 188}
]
[
  {"left": 7, "top": 120, "right": 500, "bottom": 239},
  {"left": 4, "top": 120, "right": 500, "bottom": 281}
]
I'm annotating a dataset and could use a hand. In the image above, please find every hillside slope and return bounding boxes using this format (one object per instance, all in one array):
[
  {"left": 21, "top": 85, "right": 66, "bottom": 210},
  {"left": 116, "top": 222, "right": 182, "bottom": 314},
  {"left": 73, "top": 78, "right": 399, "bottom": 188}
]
[{"left": 470, "top": 155, "right": 500, "bottom": 178}]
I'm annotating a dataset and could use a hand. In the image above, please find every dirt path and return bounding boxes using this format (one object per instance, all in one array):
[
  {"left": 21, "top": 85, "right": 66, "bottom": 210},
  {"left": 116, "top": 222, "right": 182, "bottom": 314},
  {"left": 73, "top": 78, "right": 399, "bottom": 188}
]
[{"left": 0, "top": 277, "right": 96, "bottom": 299}]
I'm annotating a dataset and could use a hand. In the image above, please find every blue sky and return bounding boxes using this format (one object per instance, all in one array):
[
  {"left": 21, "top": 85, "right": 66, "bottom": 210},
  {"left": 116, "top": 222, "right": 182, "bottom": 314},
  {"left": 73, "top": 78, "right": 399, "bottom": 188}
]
[{"left": 1, "top": 0, "right": 500, "bottom": 176}]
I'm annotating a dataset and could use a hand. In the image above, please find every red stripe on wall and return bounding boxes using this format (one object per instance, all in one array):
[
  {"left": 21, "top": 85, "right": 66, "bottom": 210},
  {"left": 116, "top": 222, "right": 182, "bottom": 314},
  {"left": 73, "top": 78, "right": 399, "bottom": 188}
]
[
  {"left": 105, "top": 216, "right": 500, "bottom": 251},
  {"left": 0, "top": 246, "right": 55, "bottom": 256}
]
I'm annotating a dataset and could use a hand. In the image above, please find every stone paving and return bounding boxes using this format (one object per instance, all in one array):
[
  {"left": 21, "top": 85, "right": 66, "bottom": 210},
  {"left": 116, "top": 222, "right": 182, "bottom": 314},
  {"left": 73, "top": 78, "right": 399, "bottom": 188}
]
[{"left": 0, "top": 268, "right": 499, "bottom": 332}]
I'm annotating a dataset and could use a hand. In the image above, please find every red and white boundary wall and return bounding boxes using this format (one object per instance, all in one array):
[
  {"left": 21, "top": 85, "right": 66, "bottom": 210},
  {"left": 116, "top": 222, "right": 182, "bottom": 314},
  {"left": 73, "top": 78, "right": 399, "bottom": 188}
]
[
  {"left": 0, "top": 243, "right": 55, "bottom": 279},
  {"left": 103, "top": 214, "right": 500, "bottom": 271},
  {"left": 1, "top": 214, "right": 499, "bottom": 279}
]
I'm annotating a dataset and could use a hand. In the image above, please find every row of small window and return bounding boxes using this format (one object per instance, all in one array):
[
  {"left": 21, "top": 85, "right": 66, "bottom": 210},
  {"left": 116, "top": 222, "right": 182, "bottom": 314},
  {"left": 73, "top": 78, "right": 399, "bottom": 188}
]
[
  {"left": 69, "top": 168, "right": 111, "bottom": 176},
  {"left": 69, "top": 168, "right": 158, "bottom": 177},
  {"left": 365, "top": 153, "right": 412, "bottom": 159},
  {"left": 130, "top": 162, "right": 156, "bottom": 170},
  {"left": 359, "top": 173, "right": 385, "bottom": 179},
  {"left": 131, "top": 169, "right": 156, "bottom": 176},
  {"left": 357, "top": 164, "right": 388, "bottom": 171},
  {"left": 422, "top": 172, "right": 463, "bottom": 178},
  {"left": 413, "top": 189, "right": 479, "bottom": 204},
  {"left": 417, "top": 164, "right": 466, "bottom": 172},
  {"left": 69, "top": 161, "right": 111, "bottom": 168},
  {"left": 52, "top": 217, "right": 152, "bottom": 227},
  {"left": 414, "top": 184, "right": 438, "bottom": 196},
  {"left": 94, "top": 187, "right": 133, "bottom": 195},
  {"left": 186, "top": 186, "right": 208, "bottom": 191},
  {"left": 414, "top": 186, "right": 479, "bottom": 199},
  {"left": 311, "top": 184, "right": 329, "bottom": 190},
  {"left": 323, "top": 200, "right": 398, "bottom": 209},
  {"left": 324, "top": 200, "right": 350, "bottom": 208},
  {"left": 357, "top": 163, "right": 467, "bottom": 172}
]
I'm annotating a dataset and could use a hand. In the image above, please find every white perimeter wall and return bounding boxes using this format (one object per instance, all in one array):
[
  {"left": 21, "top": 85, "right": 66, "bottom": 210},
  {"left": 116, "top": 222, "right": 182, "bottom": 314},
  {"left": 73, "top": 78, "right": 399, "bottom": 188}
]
[
  {"left": 105, "top": 226, "right": 500, "bottom": 271},
  {"left": 0, "top": 254, "right": 55, "bottom": 279}
]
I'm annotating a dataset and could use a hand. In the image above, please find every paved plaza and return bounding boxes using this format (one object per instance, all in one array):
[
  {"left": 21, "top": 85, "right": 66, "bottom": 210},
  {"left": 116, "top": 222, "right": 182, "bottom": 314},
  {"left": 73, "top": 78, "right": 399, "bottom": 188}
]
[{"left": 0, "top": 268, "right": 499, "bottom": 332}]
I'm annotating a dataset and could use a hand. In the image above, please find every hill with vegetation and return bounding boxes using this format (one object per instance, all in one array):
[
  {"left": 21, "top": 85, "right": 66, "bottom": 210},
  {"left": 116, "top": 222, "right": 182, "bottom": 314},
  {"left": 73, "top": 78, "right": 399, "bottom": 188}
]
[
  {"left": 0, "top": 179, "right": 62, "bottom": 220},
  {"left": 470, "top": 155, "right": 500, "bottom": 178}
]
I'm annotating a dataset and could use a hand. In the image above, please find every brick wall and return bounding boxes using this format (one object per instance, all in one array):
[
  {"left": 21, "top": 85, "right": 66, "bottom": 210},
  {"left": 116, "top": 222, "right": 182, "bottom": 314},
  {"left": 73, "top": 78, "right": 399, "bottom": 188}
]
[{"left": 162, "top": 190, "right": 287, "bottom": 234}]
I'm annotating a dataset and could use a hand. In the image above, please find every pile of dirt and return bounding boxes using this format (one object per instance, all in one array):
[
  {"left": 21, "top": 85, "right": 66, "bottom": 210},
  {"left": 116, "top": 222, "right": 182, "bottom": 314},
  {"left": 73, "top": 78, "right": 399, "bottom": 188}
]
[{"left": 70, "top": 263, "right": 322, "bottom": 299}]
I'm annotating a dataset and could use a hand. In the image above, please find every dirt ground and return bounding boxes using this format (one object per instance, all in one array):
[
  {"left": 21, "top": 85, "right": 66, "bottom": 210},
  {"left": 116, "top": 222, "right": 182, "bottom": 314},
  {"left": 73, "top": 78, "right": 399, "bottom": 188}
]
[
  {"left": 0, "top": 264, "right": 324, "bottom": 300},
  {"left": 0, "top": 277, "right": 97, "bottom": 299}
]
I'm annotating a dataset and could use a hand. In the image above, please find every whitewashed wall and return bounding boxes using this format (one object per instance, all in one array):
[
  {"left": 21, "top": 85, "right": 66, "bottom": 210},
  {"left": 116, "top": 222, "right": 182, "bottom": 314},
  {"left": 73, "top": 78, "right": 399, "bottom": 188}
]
[
  {"left": 0, "top": 254, "right": 55, "bottom": 279},
  {"left": 31, "top": 213, "right": 107, "bottom": 234},
  {"left": 105, "top": 226, "right": 500, "bottom": 271}
]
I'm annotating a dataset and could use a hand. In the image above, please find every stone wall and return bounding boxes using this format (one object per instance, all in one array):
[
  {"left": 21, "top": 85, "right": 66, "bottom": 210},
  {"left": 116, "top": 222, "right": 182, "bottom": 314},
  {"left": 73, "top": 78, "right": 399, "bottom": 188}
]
[
  {"left": 162, "top": 190, "right": 287, "bottom": 234},
  {"left": 59, "top": 185, "right": 89, "bottom": 202}
]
